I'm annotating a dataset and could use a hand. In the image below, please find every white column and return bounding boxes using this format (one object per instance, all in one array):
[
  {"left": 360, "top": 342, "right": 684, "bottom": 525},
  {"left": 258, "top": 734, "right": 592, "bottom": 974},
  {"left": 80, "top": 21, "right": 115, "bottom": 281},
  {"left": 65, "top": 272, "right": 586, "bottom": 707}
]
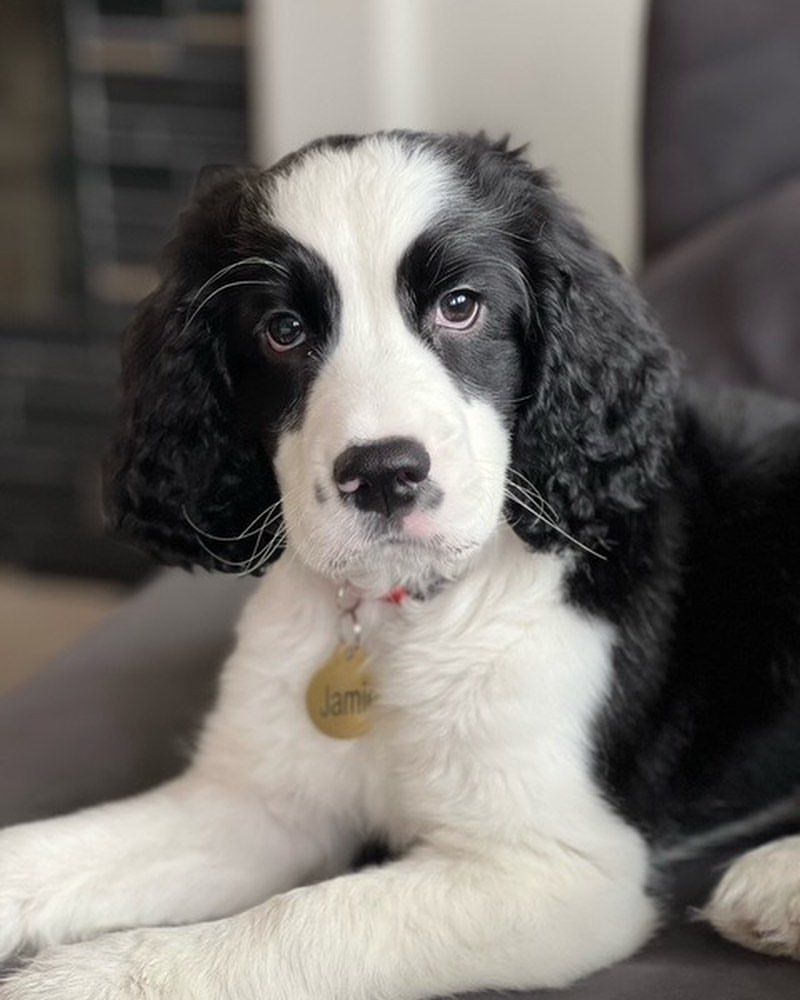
[{"left": 248, "top": 0, "right": 648, "bottom": 269}]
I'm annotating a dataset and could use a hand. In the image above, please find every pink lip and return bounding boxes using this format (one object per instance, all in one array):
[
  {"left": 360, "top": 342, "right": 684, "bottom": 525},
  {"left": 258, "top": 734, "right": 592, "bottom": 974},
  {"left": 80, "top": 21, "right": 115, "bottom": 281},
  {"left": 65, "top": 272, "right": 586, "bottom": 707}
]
[{"left": 401, "top": 511, "right": 436, "bottom": 538}]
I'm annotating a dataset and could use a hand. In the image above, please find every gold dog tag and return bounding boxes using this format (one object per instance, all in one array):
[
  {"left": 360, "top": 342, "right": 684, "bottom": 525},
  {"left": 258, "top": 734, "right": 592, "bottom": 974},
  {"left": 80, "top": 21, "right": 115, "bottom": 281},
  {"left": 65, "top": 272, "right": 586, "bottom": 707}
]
[{"left": 306, "top": 645, "right": 374, "bottom": 739}]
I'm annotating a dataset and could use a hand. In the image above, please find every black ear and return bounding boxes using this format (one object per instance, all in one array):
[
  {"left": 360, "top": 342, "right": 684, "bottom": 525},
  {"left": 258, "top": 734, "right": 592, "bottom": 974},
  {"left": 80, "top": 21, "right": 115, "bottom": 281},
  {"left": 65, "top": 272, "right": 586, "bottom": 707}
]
[
  {"left": 505, "top": 158, "right": 679, "bottom": 558},
  {"left": 104, "top": 167, "right": 282, "bottom": 573}
]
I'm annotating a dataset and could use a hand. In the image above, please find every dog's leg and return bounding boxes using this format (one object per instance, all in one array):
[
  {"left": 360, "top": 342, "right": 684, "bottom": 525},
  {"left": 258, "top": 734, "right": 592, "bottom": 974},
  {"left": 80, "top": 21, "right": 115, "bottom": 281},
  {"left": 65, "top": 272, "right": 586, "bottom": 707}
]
[
  {"left": 0, "top": 835, "right": 656, "bottom": 1000},
  {"left": 0, "top": 557, "right": 373, "bottom": 962},
  {"left": 0, "top": 767, "right": 353, "bottom": 962},
  {"left": 703, "top": 834, "right": 800, "bottom": 959}
]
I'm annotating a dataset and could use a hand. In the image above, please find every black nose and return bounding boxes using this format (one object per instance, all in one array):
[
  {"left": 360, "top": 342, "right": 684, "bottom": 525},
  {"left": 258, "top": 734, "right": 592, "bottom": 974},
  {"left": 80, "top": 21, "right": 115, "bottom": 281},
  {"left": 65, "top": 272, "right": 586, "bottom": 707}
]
[{"left": 333, "top": 437, "right": 431, "bottom": 516}]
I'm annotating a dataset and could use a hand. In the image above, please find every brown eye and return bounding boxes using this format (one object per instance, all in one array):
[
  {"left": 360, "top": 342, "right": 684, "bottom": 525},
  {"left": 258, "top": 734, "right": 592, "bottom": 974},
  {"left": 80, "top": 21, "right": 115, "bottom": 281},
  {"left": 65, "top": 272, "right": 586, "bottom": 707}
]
[
  {"left": 266, "top": 312, "right": 306, "bottom": 352},
  {"left": 435, "top": 289, "right": 481, "bottom": 331}
]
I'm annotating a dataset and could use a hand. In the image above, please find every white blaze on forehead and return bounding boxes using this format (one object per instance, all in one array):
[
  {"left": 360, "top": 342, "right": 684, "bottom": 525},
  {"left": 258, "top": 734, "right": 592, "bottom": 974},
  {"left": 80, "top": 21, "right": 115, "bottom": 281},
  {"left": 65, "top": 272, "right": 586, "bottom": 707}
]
[
  {"left": 267, "top": 135, "right": 453, "bottom": 300},
  {"left": 268, "top": 135, "right": 462, "bottom": 452}
]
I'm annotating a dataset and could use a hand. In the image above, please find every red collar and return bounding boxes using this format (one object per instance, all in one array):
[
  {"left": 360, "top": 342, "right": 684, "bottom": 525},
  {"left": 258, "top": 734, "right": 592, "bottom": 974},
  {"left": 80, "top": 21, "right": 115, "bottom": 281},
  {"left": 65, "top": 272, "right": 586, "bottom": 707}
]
[
  {"left": 340, "top": 578, "right": 442, "bottom": 612},
  {"left": 382, "top": 587, "right": 411, "bottom": 606}
]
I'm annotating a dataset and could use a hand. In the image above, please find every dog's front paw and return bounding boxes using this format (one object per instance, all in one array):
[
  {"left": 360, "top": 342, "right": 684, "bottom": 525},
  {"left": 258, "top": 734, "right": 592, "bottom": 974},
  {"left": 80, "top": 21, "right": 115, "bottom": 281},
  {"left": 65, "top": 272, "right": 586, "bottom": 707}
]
[
  {"left": 0, "top": 894, "right": 25, "bottom": 964},
  {"left": 0, "top": 833, "right": 36, "bottom": 962},
  {"left": 704, "top": 835, "right": 800, "bottom": 960},
  {"left": 0, "top": 926, "right": 215, "bottom": 1000}
]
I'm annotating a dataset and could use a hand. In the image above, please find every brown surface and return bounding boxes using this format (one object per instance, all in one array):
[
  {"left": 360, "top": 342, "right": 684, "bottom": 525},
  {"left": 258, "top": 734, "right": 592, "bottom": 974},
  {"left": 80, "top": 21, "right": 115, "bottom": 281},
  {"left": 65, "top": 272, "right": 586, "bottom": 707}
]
[{"left": 0, "top": 569, "right": 124, "bottom": 695}]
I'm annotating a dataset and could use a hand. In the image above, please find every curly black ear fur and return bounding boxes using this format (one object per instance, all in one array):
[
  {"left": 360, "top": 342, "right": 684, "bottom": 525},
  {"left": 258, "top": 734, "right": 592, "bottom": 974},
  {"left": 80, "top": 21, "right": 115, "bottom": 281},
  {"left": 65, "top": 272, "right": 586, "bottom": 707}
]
[
  {"left": 104, "top": 167, "right": 281, "bottom": 572},
  {"left": 495, "top": 149, "right": 679, "bottom": 559}
]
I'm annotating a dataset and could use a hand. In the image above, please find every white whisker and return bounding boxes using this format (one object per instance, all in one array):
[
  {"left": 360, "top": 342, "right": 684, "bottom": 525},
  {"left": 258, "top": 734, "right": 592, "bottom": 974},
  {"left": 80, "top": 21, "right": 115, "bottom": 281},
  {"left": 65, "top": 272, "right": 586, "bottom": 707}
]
[
  {"left": 183, "top": 279, "right": 284, "bottom": 335},
  {"left": 185, "top": 256, "right": 289, "bottom": 316},
  {"left": 182, "top": 501, "right": 281, "bottom": 543},
  {"left": 504, "top": 482, "right": 607, "bottom": 561},
  {"left": 183, "top": 484, "right": 306, "bottom": 573},
  {"left": 505, "top": 468, "right": 561, "bottom": 523}
]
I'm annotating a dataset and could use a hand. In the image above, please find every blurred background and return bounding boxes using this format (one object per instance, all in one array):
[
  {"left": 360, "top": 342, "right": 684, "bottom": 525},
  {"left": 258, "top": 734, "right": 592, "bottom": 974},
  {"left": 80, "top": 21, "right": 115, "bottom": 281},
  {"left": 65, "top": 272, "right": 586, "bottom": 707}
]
[{"left": 2, "top": 0, "right": 799, "bottom": 693}]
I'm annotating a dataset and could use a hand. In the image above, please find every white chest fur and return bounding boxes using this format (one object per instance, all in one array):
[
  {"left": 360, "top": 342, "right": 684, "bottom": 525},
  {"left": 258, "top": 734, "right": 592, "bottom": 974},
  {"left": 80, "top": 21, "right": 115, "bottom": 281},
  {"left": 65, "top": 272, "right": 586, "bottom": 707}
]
[
  {"left": 198, "top": 527, "right": 646, "bottom": 886},
  {"left": 356, "top": 530, "right": 635, "bottom": 858}
]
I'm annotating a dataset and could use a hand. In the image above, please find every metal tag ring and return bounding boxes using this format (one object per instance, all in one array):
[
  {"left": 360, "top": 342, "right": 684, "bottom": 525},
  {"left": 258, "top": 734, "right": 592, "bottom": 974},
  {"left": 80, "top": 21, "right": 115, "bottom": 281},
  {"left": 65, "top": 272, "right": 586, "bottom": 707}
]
[{"left": 338, "top": 608, "right": 362, "bottom": 648}]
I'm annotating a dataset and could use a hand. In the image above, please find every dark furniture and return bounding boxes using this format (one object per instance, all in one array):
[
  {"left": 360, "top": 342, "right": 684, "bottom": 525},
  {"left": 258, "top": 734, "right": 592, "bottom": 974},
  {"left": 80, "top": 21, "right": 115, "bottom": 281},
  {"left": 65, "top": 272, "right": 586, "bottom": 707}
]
[
  {"left": 641, "top": 0, "right": 800, "bottom": 402},
  {"left": 2, "top": 1, "right": 799, "bottom": 996}
]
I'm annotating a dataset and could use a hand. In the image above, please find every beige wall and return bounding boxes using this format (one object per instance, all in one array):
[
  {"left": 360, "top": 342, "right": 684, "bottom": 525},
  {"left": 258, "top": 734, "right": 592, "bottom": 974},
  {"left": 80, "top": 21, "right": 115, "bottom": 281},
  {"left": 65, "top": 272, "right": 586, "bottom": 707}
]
[{"left": 250, "top": 0, "right": 648, "bottom": 268}]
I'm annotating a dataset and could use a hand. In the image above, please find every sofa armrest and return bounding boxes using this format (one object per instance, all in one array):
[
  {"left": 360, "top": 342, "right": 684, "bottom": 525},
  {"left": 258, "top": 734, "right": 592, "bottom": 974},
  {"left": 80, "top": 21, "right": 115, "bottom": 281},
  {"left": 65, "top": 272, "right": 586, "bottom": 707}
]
[
  {"left": 0, "top": 569, "right": 254, "bottom": 828},
  {"left": 640, "top": 177, "right": 800, "bottom": 401}
]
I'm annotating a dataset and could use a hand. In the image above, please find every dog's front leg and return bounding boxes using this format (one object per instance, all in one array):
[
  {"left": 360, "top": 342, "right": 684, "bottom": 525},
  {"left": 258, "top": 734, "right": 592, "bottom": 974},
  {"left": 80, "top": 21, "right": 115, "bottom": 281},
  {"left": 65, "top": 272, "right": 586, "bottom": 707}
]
[
  {"left": 0, "top": 556, "right": 372, "bottom": 962},
  {"left": 1, "top": 836, "right": 656, "bottom": 1000},
  {"left": 0, "top": 769, "right": 342, "bottom": 962}
]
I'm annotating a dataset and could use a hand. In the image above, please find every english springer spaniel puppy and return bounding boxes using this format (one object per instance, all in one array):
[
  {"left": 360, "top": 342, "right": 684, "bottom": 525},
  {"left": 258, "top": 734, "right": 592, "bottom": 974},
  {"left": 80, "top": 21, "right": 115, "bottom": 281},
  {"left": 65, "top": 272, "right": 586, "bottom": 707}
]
[{"left": 1, "top": 132, "right": 799, "bottom": 999}]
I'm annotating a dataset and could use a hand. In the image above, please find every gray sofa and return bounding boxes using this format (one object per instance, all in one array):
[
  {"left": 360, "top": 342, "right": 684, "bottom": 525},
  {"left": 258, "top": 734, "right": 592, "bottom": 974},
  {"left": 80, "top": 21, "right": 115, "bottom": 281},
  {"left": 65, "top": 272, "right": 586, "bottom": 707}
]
[{"left": 2, "top": 0, "right": 799, "bottom": 995}]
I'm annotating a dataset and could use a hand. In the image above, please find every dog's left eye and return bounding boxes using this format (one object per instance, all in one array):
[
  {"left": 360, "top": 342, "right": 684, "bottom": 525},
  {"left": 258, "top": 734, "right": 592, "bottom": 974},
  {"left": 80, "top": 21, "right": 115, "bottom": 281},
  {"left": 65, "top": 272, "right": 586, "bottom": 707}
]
[
  {"left": 435, "top": 289, "right": 481, "bottom": 331},
  {"left": 265, "top": 312, "right": 306, "bottom": 353}
]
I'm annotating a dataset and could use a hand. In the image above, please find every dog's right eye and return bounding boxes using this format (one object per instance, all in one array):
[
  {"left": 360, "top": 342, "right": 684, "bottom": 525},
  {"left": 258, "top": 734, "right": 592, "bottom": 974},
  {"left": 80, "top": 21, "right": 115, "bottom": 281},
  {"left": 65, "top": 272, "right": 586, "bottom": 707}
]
[
  {"left": 265, "top": 312, "right": 306, "bottom": 353},
  {"left": 435, "top": 289, "right": 482, "bottom": 332}
]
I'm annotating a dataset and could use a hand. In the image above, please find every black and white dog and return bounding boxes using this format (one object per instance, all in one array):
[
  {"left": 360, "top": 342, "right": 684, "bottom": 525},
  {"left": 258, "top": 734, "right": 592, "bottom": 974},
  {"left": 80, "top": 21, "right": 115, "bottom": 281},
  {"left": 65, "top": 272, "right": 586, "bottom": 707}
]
[{"left": 2, "top": 132, "right": 799, "bottom": 999}]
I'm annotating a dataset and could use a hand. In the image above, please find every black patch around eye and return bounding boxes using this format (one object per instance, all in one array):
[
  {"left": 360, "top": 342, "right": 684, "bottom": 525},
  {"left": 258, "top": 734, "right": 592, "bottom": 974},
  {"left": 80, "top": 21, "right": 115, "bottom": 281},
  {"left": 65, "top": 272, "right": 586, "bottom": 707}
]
[
  {"left": 396, "top": 216, "right": 525, "bottom": 421},
  {"left": 218, "top": 228, "right": 341, "bottom": 454}
]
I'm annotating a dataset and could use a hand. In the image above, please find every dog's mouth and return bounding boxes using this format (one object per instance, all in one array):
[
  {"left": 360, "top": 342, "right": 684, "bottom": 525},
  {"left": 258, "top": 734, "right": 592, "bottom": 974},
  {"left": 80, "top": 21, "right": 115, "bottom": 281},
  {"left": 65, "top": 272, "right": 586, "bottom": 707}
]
[
  {"left": 378, "top": 509, "right": 444, "bottom": 543},
  {"left": 359, "top": 509, "right": 475, "bottom": 559},
  {"left": 309, "top": 516, "right": 483, "bottom": 591}
]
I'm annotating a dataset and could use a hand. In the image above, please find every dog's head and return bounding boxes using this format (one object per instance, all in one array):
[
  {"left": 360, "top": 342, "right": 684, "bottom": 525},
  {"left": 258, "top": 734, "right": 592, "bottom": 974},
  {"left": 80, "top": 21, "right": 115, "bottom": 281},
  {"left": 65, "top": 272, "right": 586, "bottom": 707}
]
[{"left": 106, "top": 132, "right": 677, "bottom": 592}]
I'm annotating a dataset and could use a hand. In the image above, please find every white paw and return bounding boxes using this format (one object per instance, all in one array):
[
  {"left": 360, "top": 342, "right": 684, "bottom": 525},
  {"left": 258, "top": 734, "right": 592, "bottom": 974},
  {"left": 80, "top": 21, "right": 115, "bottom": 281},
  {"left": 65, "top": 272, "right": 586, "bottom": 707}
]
[
  {"left": 0, "top": 831, "right": 36, "bottom": 962},
  {"left": 0, "top": 895, "right": 25, "bottom": 964},
  {"left": 704, "top": 835, "right": 800, "bottom": 960},
  {"left": 0, "top": 926, "right": 214, "bottom": 1000}
]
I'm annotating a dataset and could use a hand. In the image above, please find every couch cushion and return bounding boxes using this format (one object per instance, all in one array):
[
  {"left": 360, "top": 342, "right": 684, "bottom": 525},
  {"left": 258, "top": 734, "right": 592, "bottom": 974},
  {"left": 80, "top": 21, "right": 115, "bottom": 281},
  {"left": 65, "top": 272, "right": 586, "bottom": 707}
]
[
  {"left": 0, "top": 569, "right": 254, "bottom": 826},
  {"left": 644, "top": 0, "right": 800, "bottom": 257},
  {"left": 641, "top": 177, "right": 800, "bottom": 401}
]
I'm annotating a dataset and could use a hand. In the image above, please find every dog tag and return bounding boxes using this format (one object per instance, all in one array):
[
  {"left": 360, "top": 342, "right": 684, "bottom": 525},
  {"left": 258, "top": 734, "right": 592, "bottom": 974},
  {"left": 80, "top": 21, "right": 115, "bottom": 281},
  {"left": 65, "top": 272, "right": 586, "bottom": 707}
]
[{"left": 306, "top": 644, "right": 374, "bottom": 739}]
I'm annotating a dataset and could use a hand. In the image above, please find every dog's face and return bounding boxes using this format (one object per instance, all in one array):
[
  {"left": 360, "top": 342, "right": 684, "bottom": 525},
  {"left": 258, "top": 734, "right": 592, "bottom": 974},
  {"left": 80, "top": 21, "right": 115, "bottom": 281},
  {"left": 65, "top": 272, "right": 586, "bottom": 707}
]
[
  {"left": 265, "top": 138, "right": 526, "bottom": 588},
  {"left": 107, "top": 132, "right": 678, "bottom": 588}
]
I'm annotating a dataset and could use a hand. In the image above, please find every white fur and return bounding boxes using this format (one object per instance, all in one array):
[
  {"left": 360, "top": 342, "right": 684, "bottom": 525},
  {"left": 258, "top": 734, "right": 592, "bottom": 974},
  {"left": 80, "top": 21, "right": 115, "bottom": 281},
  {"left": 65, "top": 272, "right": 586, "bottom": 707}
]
[
  {"left": 0, "top": 531, "right": 655, "bottom": 998},
  {"left": 0, "top": 136, "right": 665, "bottom": 998},
  {"left": 703, "top": 835, "right": 800, "bottom": 960}
]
